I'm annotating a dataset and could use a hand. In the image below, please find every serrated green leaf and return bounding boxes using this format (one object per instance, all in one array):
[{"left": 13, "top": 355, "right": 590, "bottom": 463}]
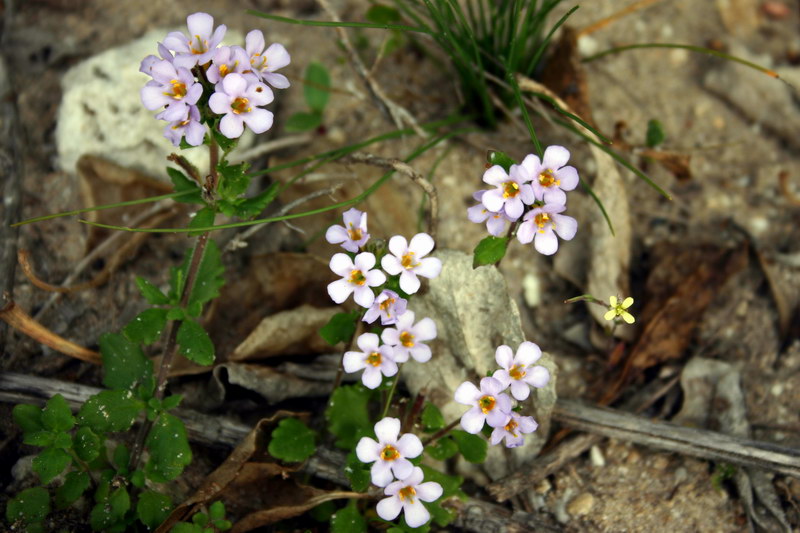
[
  {"left": 217, "top": 160, "right": 251, "bottom": 200},
  {"left": 233, "top": 182, "right": 280, "bottom": 219},
  {"left": 424, "top": 499, "right": 456, "bottom": 528},
  {"left": 90, "top": 487, "right": 130, "bottom": 531},
  {"left": 78, "top": 389, "right": 143, "bottom": 433},
  {"left": 188, "top": 240, "right": 225, "bottom": 313},
  {"left": 211, "top": 129, "right": 238, "bottom": 154},
  {"left": 421, "top": 402, "right": 445, "bottom": 432},
  {"left": 135, "top": 277, "right": 170, "bottom": 305},
  {"left": 42, "top": 394, "right": 74, "bottom": 432},
  {"left": 33, "top": 447, "right": 71, "bottom": 484},
  {"left": 305, "top": 62, "right": 331, "bottom": 113},
  {"left": 646, "top": 118, "right": 666, "bottom": 148},
  {"left": 55, "top": 470, "right": 90, "bottom": 509},
  {"left": 451, "top": 430, "right": 487, "bottom": 463},
  {"left": 99, "top": 332, "right": 153, "bottom": 390},
  {"left": 113, "top": 443, "right": 130, "bottom": 471},
  {"left": 472, "top": 236, "right": 509, "bottom": 268},
  {"left": 124, "top": 308, "right": 168, "bottom": 345},
  {"left": 268, "top": 418, "right": 316, "bottom": 463},
  {"left": 176, "top": 319, "right": 215, "bottom": 366},
  {"left": 487, "top": 151, "right": 517, "bottom": 172},
  {"left": 73, "top": 427, "right": 100, "bottom": 462},
  {"left": 52, "top": 431, "right": 72, "bottom": 450},
  {"left": 145, "top": 413, "right": 192, "bottom": 483},
  {"left": 137, "top": 490, "right": 173, "bottom": 529},
  {"left": 284, "top": 111, "right": 322, "bottom": 132},
  {"left": 6, "top": 487, "right": 50, "bottom": 524},
  {"left": 326, "top": 385, "right": 372, "bottom": 449},
  {"left": 23, "top": 431, "right": 54, "bottom": 447},
  {"left": 344, "top": 451, "right": 371, "bottom": 492},
  {"left": 425, "top": 436, "right": 458, "bottom": 461},
  {"left": 208, "top": 501, "right": 225, "bottom": 520},
  {"left": 331, "top": 500, "right": 366, "bottom": 533},
  {"left": 167, "top": 168, "right": 203, "bottom": 204},
  {"left": 366, "top": 4, "right": 401, "bottom": 24},
  {"left": 188, "top": 207, "right": 216, "bottom": 237},
  {"left": 319, "top": 311, "right": 359, "bottom": 346},
  {"left": 166, "top": 307, "right": 186, "bottom": 321},
  {"left": 162, "top": 394, "right": 182, "bottom": 411},
  {"left": 13, "top": 404, "right": 44, "bottom": 434}
]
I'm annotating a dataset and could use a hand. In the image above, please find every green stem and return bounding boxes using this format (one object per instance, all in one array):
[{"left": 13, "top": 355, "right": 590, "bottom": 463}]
[
  {"left": 247, "top": 9, "right": 432, "bottom": 34},
  {"left": 381, "top": 365, "right": 402, "bottom": 419}
]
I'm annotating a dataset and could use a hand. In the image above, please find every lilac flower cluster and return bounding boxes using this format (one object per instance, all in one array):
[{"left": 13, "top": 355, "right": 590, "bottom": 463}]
[
  {"left": 140, "top": 12, "right": 290, "bottom": 147},
  {"left": 468, "top": 146, "right": 579, "bottom": 255},
  {"left": 455, "top": 341, "right": 550, "bottom": 448}
]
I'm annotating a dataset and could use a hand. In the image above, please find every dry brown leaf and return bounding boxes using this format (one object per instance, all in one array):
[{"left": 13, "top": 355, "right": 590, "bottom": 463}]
[
  {"left": 539, "top": 26, "right": 593, "bottom": 125},
  {"left": 213, "top": 363, "right": 331, "bottom": 403},
  {"left": 640, "top": 149, "right": 692, "bottom": 182}
]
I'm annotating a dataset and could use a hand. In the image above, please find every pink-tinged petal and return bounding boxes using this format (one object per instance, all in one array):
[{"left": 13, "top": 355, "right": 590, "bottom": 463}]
[
  {"left": 495, "top": 345, "right": 514, "bottom": 369},
  {"left": 140, "top": 86, "right": 170, "bottom": 110},
  {"left": 340, "top": 238, "right": 361, "bottom": 253},
  {"left": 552, "top": 214, "right": 578, "bottom": 241},
  {"left": 163, "top": 32, "right": 190, "bottom": 53},
  {"left": 325, "top": 225, "right": 349, "bottom": 245},
  {"left": 392, "top": 347, "right": 410, "bottom": 363},
  {"left": 187, "top": 12, "right": 214, "bottom": 39},
  {"left": 381, "top": 328, "right": 400, "bottom": 346},
  {"left": 221, "top": 72, "right": 247, "bottom": 96},
  {"left": 493, "top": 369, "right": 511, "bottom": 389},
  {"left": 519, "top": 415, "right": 539, "bottom": 433},
  {"left": 327, "top": 279, "right": 353, "bottom": 304},
  {"left": 366, "top": 270, "right": 386, "bottom": 287},
  {"left": 375, "top": 417, "right": 401, "bottom": 443},
  {"left": 486, "top": 407, "right": 510, "bottom": 428},
  {"left": 391, "top": 458, "right": 413, "bottom": 480},
  {"left": 160, "top": 103, "right": 189, "bottom": 122},
  {"left": 371, "top": 461, "right": 394, "bottom": 487},
  {"left": 412, "top": 317, "right": 437, "bottom": 341},
  {"left": 520, "top": 153, "right": 542, "bottom": 176},
  {"left": 504, "top": 197, "right": 523, "bottom": 219},
  {"left": 388, "top": 235, "right": 408, "bottom": 257},
  {"left": 342, "top": 208, "right": 363, "bottom": 227},
  {"left": 534, "top": 229, "right": 559, "bottom": 255},
  {"left": 482, "top": 165, "right": 507, "bottom": 186},
  {"left": 542, "top": 145, "right": 570, "bottom": 169},
  {"left": 343, "top": 351, "right": 367, "bottom": 373},
  {"left": 184, "top": 83, "right": 203, "bottom": 106},
  {"left": 516, "top": 341, "right": 542, "bottom": 365},
  {"left": 490, "top": 427, "right": 505, "bottom": 445},
  {"left": 219, "top": 114, "right": 244, "bottom": 139},
  {"left": 209, "top": 24, "right": 226, "bottom": 46},
  {"left": 525, "top": 365, "right": 550, "bottom": 388},
  {"left": 242, "top": 108, "right": 274, "bottom": 134},
  {"left": 468, "top": 204, "right": 489, "bottom": 223},
  {"left": 404, "top": 466, "right": 424, "bottom": 485},
  {"left": 520, "top": 184, "right": 535, "bottom": 204},
  {"left": 505, "top": 434, "right": 525, "bottom": 448},
  {"left": 480, "top": 376, "right": 503, "bottom": 395},
  {"left": 542, "top": 188, "right": 567, "bottom": 205},
  {"left": 399, "top": 270, "right": 420, "bottom": 295},
  {"left": 353, "top": 286, "right": 376, "bottom": 308},
  {"left": 409, "top": 233, "right": 435, "bottom": 257},
  {"left": 396, "top": 434, "right": 423, "bottom": 458},
  {"left": 416, "top": 481, "right": 443, "bottom": 502},
  {"left": 354, "top": 252, "right": 376, "bottom": 271},
  {"left": 380, "top": 358, "right": 398, "bottom": 376},
  {"left": 403, "top": 500, "right": 431, "bottom": 528},
  {"left": 556, "top": 165, "right": 579, "bottom": 190},
  {"left": 361, "top": 366, "right": 382, "bottom": 389},
  {"left": 356, "top": 332, "right": 380, "bottom": 353},
  {"left": 396, "top": 311, "right": 415, "bottom": 330},
  {"left": 185, "top": 121, "right": 206, "bottom": 147},
  {"left": 415, "top": 257, "right": 442, "bottom": 279},
  {"left": 516, "top": 220, "right": 535, "bottom": 244},
  {"left": 208, "top": 92, "right": 230, "bottom": 114},
  {"left": 454, "top": 381, "right": 480, "bottom": 405},
  {"left": 376, "top": 495, "right": 403, "bottom": 521},
  {"left": 496, "top": 394, "right": 513, "bottom": 413},
  {"left": 329, "top": 253, "right": 354, "bottom": 277},
  {"left": 356, "top": 436, "right": 380, "bottom": 462},
  {"left": 460, "top": 408, "right": 485, "bottom": 434},
  {"left": 542, "top": 202, "right": 567, "bottom": 214},
  {"left": 481, "top": 189, "right": 505, "bottom": 212},
  {"left": 264, "top": 42, "right": 291, "bottom": 70},
  {"left": 245, "top": 29, "right": 265, "bottom": 56},
  {"left": 409, "top": 344, "right": 431, "bottom": 363},
  {"left": 263, "top": 72, "right": 290, "bottom": 89},
  {"left": 150, "top": 58, "right": 179, "bottom": 80},
  {"left": 486, "top": 214, "right": 508, "bottom": 236},
  {"left": 510, "top": 380, "right": 530, "bottom": 401},
  {"left": 172, "top": 54, "right": 198, "bottom": 69},
  {"left": 246, "top": 83, "right": 274, "bottom": 106},
  {"left": 381, "top": 254, "right": 402, "bottom": 275}
]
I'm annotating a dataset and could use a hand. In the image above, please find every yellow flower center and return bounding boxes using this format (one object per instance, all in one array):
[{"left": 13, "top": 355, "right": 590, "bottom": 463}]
[
  {"left": 231, "top": 97, "right": 251, "bottom": 115},
  {"left": 348, "top": 269, "right": 366, "bottom": 286},
  {"left": 190, "top": 36, "right": 209, "bottom": 55},
  {"left": 219, "top": 64, "right": 230, "bottom": 77},
  {"left": 509, "top": 364, "right": 527, "bottom": 380},
  {"left": 534, "top": 213, "right": 552, "bottom": 234},
  {"left": 347, "top": 224, "right": 363, "bottom": 242},
  {"left": 401, "top": 252, "right": 418, "bottom": 269},
  {"left": 399, "top": 331, "right": 415, "bottom": 348},
  {"left": 366, "top": 351, "right": 381, "bottom": 367},
  {"left": 502, "top": 181, "right": 520, "bottom": 199},
  {"left": 504, "top": 419, "right": 519, "bottom": 437},
  {"left": 251, "top": 55, "right": 268, "bottom": 70},
  {"left": 479, "top": 395, "right": 496, "bottom": 414},
  {"left": 380, "top": 445, "right": 399, "bottom": 461},
  {"left": 538, "top": 169, "right": 560, "bottom": 188},
  {"left": 398, "top": 485, "right": 417, "bottom": 503},
  {"left": 167, "top": 80, "right": 187, "bottom": 100},
  {"left": 379, "top": 297, "right": 396, "bottom": 311}
]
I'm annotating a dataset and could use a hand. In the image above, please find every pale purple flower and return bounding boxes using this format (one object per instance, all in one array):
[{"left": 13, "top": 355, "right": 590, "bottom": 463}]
[
  {"left": 492, "top": 342, "right": 550, "bottom": 401},
  {"left": 480, "top": 164, "right": 534, "bottom": 219},
  {"left": 356, "top": 418, "right": 423, "bottom": 487},
  {"left": 363, "top": 290, "right": 407, "bottom": 326},
  {"left": 163, "top": 12, "right": 226, "bottom": 69},
  {"left": 376, "top": 467, "right": 443, "bottom": 528},
  {"left": 467, "top": 190, "right": 514, "bottom": 236},
  {"left": 163, "top": 105, "right": 205, "bottom": 147},
  {"left": 454, "top": 377, "right": 512, "bottom": 434},
  {"left": 490, "top": 411, "right": 538, "bottom": 448},
  {"left": 245, "top": 30, "right": 291, "bottom": 89},
  {"left": 140, "top": 43, "right": 173, "bottom": 76},
  {"left": 343, "top": 333, "right": 398, "bottom": 389},
  {"left": 381, "top": 233, "right": 442, "bottom": 295},
  {"left": 325, "top": 208, "right": 369, "bottom": 253},
  {"left": 327, "top": 252, "right": 386, "bottom": 308},
  {"left": 516, "top": 203, "right": 577, "bottom": 256},
  {"left": 140, "top": 60, "right": 202, "bottom": 122},
  {"left": 209, "top": 73, "right": 274, "bottom": 139},
  {"left": 381, "top": 311, "right": 436, "bottom": 363},
  {"left": 206, "top": 45, "right": 250, "bottom": 85},
  {"left": 520, "top": 146, "right": 579, "bottom": 205}
]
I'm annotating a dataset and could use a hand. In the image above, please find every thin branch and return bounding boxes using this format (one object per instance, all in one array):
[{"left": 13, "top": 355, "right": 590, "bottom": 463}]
[{"left": 231, "top": 134, "right": 313, "bottom": 164}]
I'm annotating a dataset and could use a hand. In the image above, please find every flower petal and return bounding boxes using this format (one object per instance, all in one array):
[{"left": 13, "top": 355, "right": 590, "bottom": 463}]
[
  {"left": 526, "top": 365, "right": 550, "bottom": 388},
  {"left": 468, "top": 204, "right": 489, "bottom": 223},
  {"left": 481, "top": 189, "right": 505, "bottom": 212},
  {"left": 409, "top": 233, "right": 435, "bottom": 257},
  {"left": 409, "top": 344, "right": 431, "bottom": 363},
  {"left": 264, "top": 42, "right": 291, "bottom": 70},
  {"left": 623, "top": 312, "right": 635, "bottom": 324},
  {"left": 556, "top": 165, "right": 579, "bottom": 190},
  {"left": 221, "top": 72, "right": 248, "bottom": 96},
  {"left": 187, "top": 12, "right": 214, "bottom": 40},
  {"left": 381, "top": 327, "right": 400, "bottom": 346},
  {"left": 381, "top": 254, "right": 402, "bottom": 275},
  {"left": 356, "top": 332, "right": 379, "bottom": 352},
  {"left": 510, "top": 380, "right": 530, "bottom": 401},
  {"left": 518, "top": 415, "right": 539, "bottom": 433},
  {"left": 495, "top": 345, "right": 514, "bottom": 369},
  {"left": 396, "top": 434, "right": 423, "bottom": 458},
  {"left": 355, "top": 436, "right": 380, "bottom": 463},
  {"left": 327, "top": 279, "right": 353, "bottom": 304},
  {"left": 354, "top": 252, "right": 376, "bottom": 271},
  {"left": 520, "top": 153, "right": 542, "bottom": 176},
  {"left": 534, "top": 229, "right": 559, "bottom": 255},
  {"left": 388, "top": 235, "right": 408, "bottom": 258},
  {"left": 552, "top": 214, "right": 578, "bottom": 241},
  {"left": 516, "top": 220, "right": 535, "bottom": 244},
  {"left": 622, "top": 297, "right": 634, "bottom": 309},
  {"left": 486, "top": 407, "right": 510, "bottom": 428},
  {"left": 399, "top": 270, "right": 420, "bottom": 295},
  {"left": 366, "top": 270, "right": 386, "bottom": 287},
  {"left": 371, "top": 460, "right": 394, "bottom": 487},
  {"left": 493, "top": 369, "right": 511, "bottom": 389},
  {"left": 416, "top": 481, "right": 443, "bottom": 502},
  {"left": 403, "top": 500, "right": 431, "bottom": 528},
  {"left": 486, "top": 215, "right": 507, "bottom": 236},
  {"left": 542, "top": 145, "right": 570, "bottom": 169},
  {"left": 353, "top": 286, "right": 376, "bottom": 308},
  {"left": 454, "top": 381, "right": 480, "bottom": 405},
  {"left": 376, "top": 495, "right": 403, "bottom": 521},
  {"left": 412, "top": 317, "right": 437, "bottom": 341},
  {"left": 242, "top": 107, "right": 274, "bottom": 134},
  {"left": 219, "top": 114, "right": 244, "bottom": 139},
  {"left": 245, "top": 29, "right": 265, "bottom": 56},
  {"left": 391, "top": 458, "right": 413, "bottom": 480},
  {"left": 482, "top": 165, "right": 507, "bottom": 186},
  {"left": 361, "top": 366, "right": 382, "bottom": 389},
  {"left": 515, "top": 341, "right": 542, "bottom": 365},
  {"left": 542, "top": 188, "right": 567, "bottom": 205},
  {"left": 325, "top": 225, "right": 349, "bottom": 245},
  {"left": 208, "top": 92, "right": 230, "bottom": 115},
  {"left": 414, "top": 257, "right": 442, "bottom": 279},
  {"left": 329, "top": 253, "right": 354, "bottom": 277},
  {"left": 374, "top": 417, "right": 401, "bottom": 444},
  {"left": 343, "top": 351, "right": 367, "bottom": 373},
  {"left": 460, "top": 407, "right": 485, "bottom": 434},
  {"left": 480, "top": 376, "right": 503, "bottom": 395}
]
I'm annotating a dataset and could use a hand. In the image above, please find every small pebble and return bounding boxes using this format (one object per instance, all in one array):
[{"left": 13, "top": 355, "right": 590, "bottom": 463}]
[
  {"left": 590, "top": 445, "right": 606, "bottom": 467},
  {"left": 567, "top": 493, "right": 595, "bottom": 516}
]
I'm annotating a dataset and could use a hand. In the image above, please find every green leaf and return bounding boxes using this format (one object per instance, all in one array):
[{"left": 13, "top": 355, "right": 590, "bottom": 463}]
[
  {"left": 42, "top": 394, "right": 74, "bottom": 432},
  {"left": 33, "top": 447, "right": 71, "bottom": 484},
  {"left": 166, "top": 307, "right": 186, "bottom": 321},
  {"left": 124, "top": 308, "right": 168, "bottom": 345},
  {"left": 419, "top": 465, "right": 465, "bottom": 499},
  {"left": 188, "top": 206, "right": 216, "bottom": 237},
  {"left": 130, "top": 470, "right": 146, "bottom": 489},
  {"left": 487, "top": 151, "right": 517, "bottom": 172},
  {"left": 145, "top": 413, "right": 192, "bottom": 483},
  {"left": 344, "top": 451, "right": 371, "bottom": 492},
  {"left": 90, "top": 487, "right": 130, "bottom": 531},
  {"left": 421, "top": 402, "right": 445, "bottom": 431},
  {"left": 472, "top": 236, "right": 509, "bottom": 268},
  {"left": 310, "top": 501, "right": 336, "bottom": 522},
  {"left": 208, "top": 501, "right": 225, "bottom": 521},
  {"left": 213, "top": 519, "right": 232, "bottom": 531},
  {"left": 52, "top": 431, "right": 72, "bottom": 450},
  {"left": 192, "top": 512, "right": 209, "bottom": 526},
  {"left": 23, "top": 431, "right": 54, "bottom": 447},
  {"left": 424, "top": 499, "right": 456, "bottom": 528},
  {"left": 73, "top": 427, "right": 101, "bottom": 462},
  {"left": 646, "top": 118, "right": 666, "bottom": 148},
  {"left": 162, "top": 394, "right": 182, "bottom": 411},
  {"left": 99, "top": 332, "right": 153, "bottom": 390},
  {"left": 366, "top": 4, "right": 401, "bottom": 24},
  {"left": 305, "top": 62, "right": 331, "bottom": 113},
  {"left": 55, "top": 470, "right": 90, "bottom": 509},
  {"left": 167, "top": 168, "right": 203, "bottom": 204},
  {"left": 176, "top": 319, "right": 215, "bottom": 366},
  {"left": 331, "top": 500, "right": 366, "bottom": 533},
  {"left": 319, "top": 311, "right": 359, "bottom": 346},
  {"left": 211, "top": 129, "right": 238, "bottom": 154},
  {"left": 13, "top": 404, "right": 44, "bottom": 434},
  {"left": 137, "top": 490, "right": 173, "bottom": 529},
  {"left": 326, "top": 385, "right": 372, "bottom": 449},
  {"left": 451, "top": 430, "right": 487, "bottom": 463},
  {"left": 171, "top": 523, "right": 201, "bottom": 533},
  {"left": 135, "top": 277, "right": 170, "bottom": 305},
  {"left": 233, "top": 182, "right": 280, "bottom": 218},
  {"left": 217, "top": 160, "right": 251, "bottom": 200},
  {"left": 284, "top": 111, "right": 322, "bottom": 132},
  {"left": 425, "top": 436, "right": 458, "bottom": 461},
  {"left": 113, "top": 443, "right": 130, "bottom": 471},
  {"left": 78, "top": 390, "right": 143, "bottom": 433},
  {"left": 185, "top": 240, "right": 225, "bottom": 314},
  {"left": 6, "top": 487, "right": 50, "bottom": 525},
  {"left": 268, "top": 417, "right": 316, "bottom": 462}
]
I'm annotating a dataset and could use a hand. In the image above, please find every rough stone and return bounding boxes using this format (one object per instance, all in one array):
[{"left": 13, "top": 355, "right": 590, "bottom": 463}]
[{"left": 567, "top": 493, "right": 595, "bottom": 516}]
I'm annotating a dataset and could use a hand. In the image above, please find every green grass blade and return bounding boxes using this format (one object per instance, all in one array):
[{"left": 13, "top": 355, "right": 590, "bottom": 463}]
[
  {"left": 525, "top": 4, "right": 579, "bottom": 74},
  {"left": 580, "top": 178, "right": 614, "bottom": 236},
  {"left": 247, "top": 9, "right": 432, "bottom": 34},
  {"left": 526, "top": 90, "right": 612, "bottom": 144},
  {"left": 507, "top": 67, "right": 543, "bottom": 157}
]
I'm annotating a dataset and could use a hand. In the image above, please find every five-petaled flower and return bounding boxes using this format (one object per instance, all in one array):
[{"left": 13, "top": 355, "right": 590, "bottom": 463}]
[
  {"left": 467, "top": 190, "right": 514, "bottom": 236},
  {"left": 493, "top": 341, "right": 550, "bottom": 401},
  {"left": 363, "top": 289, "right": 407, "bottom": 326},
  {"left": 356, "top": 418, "right": 424, "bottom": 487},
  {"left": 381, "top": 311, "right": 437, "bottom": 363},
  {"left": 325, "top": 208, "right": 369, "bottom": 253},
  {"left": 343, "top": 333, "right": 398, "bottom": 389},
  {"left": 381, "top": 233, "right": 442, "bottom": 295},
  {"left": 490, "top": 411, "right": 539, "bottom": 448},
  {"left": 163, "top": 12, "right": 227, "bottom": 69},
  {"left": 375, "top": 466, "right": 443, "bottom": 528},
  {"left": 516, "top": 203, "right": 577, "bottom": 256},
  {"left": 140, "top": 60, "right": 202, "bottom": 122},
  {"left": 207, "top": 45, "right": 250, "bottom": 86},
  {"left": 604, "top": 296, "right": 635, "bottom": 324},
  {"left": 480, "top": 164, "right": 535, "bottom": 219},
  {"left": 327, "top": 252, "right": 386, "bottom": 307},
  {"left": 520, "top": 145, "right": 579, "bottom": 205},
  {"left": 454, "top": 377, "right": 513, "bottom": 434},
  {"left": 245, "top": 30, "right": 291, "bottom": 89},
  {"left": 163, "top": 105, "right": 205, "bottom": 147},
  {"left": 209, "top": 73, "right": 274, "bottom": 139}
]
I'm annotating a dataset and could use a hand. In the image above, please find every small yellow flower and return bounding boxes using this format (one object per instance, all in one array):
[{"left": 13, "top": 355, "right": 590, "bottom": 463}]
[{"left": 604, "top": 296, "right": 635, "bottom": 324}]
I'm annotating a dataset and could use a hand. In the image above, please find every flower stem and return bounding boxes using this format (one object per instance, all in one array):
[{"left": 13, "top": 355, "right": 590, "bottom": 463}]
[
  {"left": 380, "top": 365, "right": 402, "bottom": 419},
  {"left": 422, "top": 418, "right": 461, "bottom": 447},
  {"left": 329, "top": 319, "right": 364, "bottom": 401}
]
